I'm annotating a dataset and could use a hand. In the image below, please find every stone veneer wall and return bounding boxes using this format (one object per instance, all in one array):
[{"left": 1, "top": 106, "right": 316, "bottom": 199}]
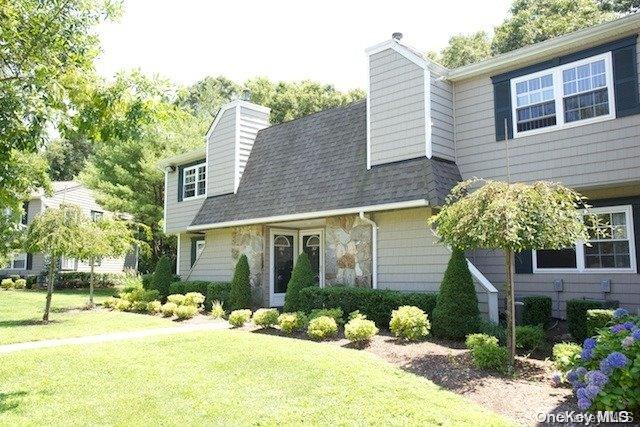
[
  {"left": 231, "top": 225, "right": 264, "bottom": 306},
  {"left": 325, "top": 215, "right": 372, "bottom": 287}
]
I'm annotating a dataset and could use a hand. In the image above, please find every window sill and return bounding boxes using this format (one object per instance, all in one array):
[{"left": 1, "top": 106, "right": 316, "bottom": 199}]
[
  {"left": 181, "top": 195, "right": 207, "bottom": 202},
  {"left": 532, "top": 267, "right": 637, "bottom": 274},
  {"left": 513, "top": 113, "right": 615, "bottom": 139}
]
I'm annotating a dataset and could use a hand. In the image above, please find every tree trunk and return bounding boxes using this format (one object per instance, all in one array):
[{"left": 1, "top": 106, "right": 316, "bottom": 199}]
[
  {"left": 89, "top": 259, "right": 95, "bottom": 308},
  {"left": 505, "top": 250, "right": 516, "bottom": 367},
  {"left": 43, "top": 256, "right": 57, "bottom": 323}
]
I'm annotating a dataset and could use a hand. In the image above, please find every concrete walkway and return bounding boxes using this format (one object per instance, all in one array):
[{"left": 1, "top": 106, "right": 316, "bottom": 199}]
[{"left": 0, "top": 321, "right": 230, "bottom": 355}]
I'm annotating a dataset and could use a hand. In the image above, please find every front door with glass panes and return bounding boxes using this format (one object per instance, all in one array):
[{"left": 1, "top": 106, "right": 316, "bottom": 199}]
[{"left": 269, "top": 229, "right": 324, "bottom": 306}]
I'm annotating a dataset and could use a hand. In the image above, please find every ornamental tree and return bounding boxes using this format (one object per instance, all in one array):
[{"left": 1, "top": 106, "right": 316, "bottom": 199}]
[
  {"left": 429, "top": 179, "right": 591, "bottom": 365},
  {"left": 24, "top": 204, "right": 90, "bottom": 322}
]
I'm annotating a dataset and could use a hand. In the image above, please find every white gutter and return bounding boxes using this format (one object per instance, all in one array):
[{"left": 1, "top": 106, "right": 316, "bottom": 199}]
[
  {"left": 187, "top": 199, "right": 429, "bottom": 232},
  {"left": 358, "top": 212, "right": 378, "bottom": 289},
  {"left": 157, "top": 148, "right": 206, "bottom": 170}
]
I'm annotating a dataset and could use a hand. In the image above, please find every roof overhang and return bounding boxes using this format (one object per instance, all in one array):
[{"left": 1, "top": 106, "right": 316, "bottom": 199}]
[
  {"left": 187, "top": 199, "right": 429, "bottom": 231},
  {"left": 157, "top": 148, "right": 206, "bottom": 170},
  {"left": 447, "top": 12, "right": 640, "bottom": 81}
]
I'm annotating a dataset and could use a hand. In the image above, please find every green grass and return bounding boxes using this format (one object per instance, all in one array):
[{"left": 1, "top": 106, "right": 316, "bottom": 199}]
[
  {"left": 0, "top": 290, "right": 172, "bottom": 345},
  {"left": 0, "top": 330, "right": 511, "bottom": 426}
]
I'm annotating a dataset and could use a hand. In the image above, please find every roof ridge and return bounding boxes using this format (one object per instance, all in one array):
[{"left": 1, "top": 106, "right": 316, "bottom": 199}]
[{"left": 258, "top": 99, "right": 366, "bottom": 133}]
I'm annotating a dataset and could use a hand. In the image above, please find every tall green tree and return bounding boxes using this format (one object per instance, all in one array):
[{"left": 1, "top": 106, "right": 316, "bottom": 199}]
[
  {"left": 434, "top": 32, "right": 492, "bottom": 68},
  {"left": 597, "top": 0, "right": 640, "bottom": 12},
  {"left": 176, "top": 75, "right": 240, "bottom": 118}
]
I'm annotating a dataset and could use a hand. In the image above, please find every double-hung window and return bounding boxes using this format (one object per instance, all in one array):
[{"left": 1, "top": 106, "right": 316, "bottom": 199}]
[
  {"left": 534, "top": 205, "right": 636, "bottom": 273},
  {"left": 182, "top": 163, "right": 206, "bottom": 200},
  {"left": 5, "top": 253, "right": 27, "bottom": 270},
  {"left": 511, "top": 52, "right": 615, "bottom": 137}
]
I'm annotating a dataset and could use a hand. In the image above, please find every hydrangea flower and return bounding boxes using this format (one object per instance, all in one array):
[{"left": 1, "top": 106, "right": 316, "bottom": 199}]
[
  {"left": 577, "top": 397, "right": 591, "bottom": 410},
  {"left": 575, "top": 367, "right": 587, "bottom": 377},
  {"left": 567, "top": 369, "right": 578, "bottom": 382},
  {"left": 586, "top": 370, "right": 609, "bottom": 388},
  {"left": 633, "top": 329, "right": 640, "bottom": 340},
  {"left": 583, "top": 337, "right": 597, "bottom": 350},
  {"left": 585, "top": 385, "right": 601, "bottom": 400},
  {"left": 622, "top": 321, "right": 636, "bottom": 331},
  {"left": 599, "top": 359, "right": 613, "bottom": 375},
  {"left": 622, "top": 336, "right": 635, "bottom": 348},
  {"left": 606, "top": 352, "right": 629, "bottom": 368},
  {"left": 613, "top": 308, "right": 629, "bottom": 318},
  {"left": 581, "top": 347, "right": 593, "bottom": 361},
  {"left": 611, "top": 324, "right": 627, "bottom": 334},
  {"left": 551, "top": 372, "right": 562, "bottom": 386},
  {"left": 573, "top": 380, "right": 586, "bottom": 390}
]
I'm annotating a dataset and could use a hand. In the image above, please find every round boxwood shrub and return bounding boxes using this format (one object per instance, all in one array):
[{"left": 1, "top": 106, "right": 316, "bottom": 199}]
[
  {"left": 183, "top": 292, "right": 205, "bottom": 307},
  {"left": 307, "top": 316, "right": 338, "bottom": 340},
  {"left": 465, "top": 333, "right": 498, "bottom": 350},
  {"left": 167, "top": 294, "right": 186, "bottom": 305},
  {"left": 344, "top": 318, "right": 378, "bottom": 343},
  {"left": 471, "top": 343, "right": 509, "bottom": 373},
  {"left": 515, "top": 325, "right": 545, "bottom": 350},
  {"left": 586, "top": 309, "right": 615, "bottom": 337},
  {"left": 431, "top": 249, "right": 480, "bottom": 340},
  {"left": 151, "top": 255, "right": 173, "bottom": 299},
  {"left": 228, "top": 255, "right": 252, "bottom": 311},
  {"left": 174, "top": 304, "right": 198, "bottom": 320},
  {"left": 283, "top": 252, "right": 316, "bottom": 312},
  {"left": 253, "top": 308, "right": 280, "bottom": 328},
  {"left": 309, "top": 308, "right": 344, "bottom": 325},
  {"left": 13, "top": 278, "right": 26, "bottom": 290},
  {"left": 1, "top": 278, "right": 14, "bottom": 290},
  {"left": 277, "top": 312, "right": 307, "bottom": 334},
  {"left": 389, "top": 305, "right": 430, "bottom": 341},
  {"left": 160, "top": 302, "right": 177, "bottom": 317},
  {"left": 228, "top": 309, "right": 252, "bottom": 327},
  {"left": 147, "top": 300, "right": 162, "bottom": 314},
  {"left": 552, "top": 342, "right": 581, "bottom": 374}
]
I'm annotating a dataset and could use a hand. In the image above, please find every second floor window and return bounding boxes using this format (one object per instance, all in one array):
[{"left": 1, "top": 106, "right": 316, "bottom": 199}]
[
  {"left": 183, "top": 163, "right": 206, "bottom": 200},
  {"left": 90, "top": 210, "right": 104, "bottom": 221},
  {"left": 511, "top": 52, "right": 615, "bottom": 138}
]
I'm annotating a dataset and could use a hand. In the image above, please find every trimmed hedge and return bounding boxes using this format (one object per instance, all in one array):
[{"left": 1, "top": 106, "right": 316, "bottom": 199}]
[
  {"left": 297, "top": 286, "right": 437, "bottom": 328},
  {"left": 229, "top": 255, "right": 251, "bottom": 310},
  {"left": 283, "top": 252, "right": 317, "bottom": 312},
  {"left": 522, "top": 296, "right": 552, "bottom": 328},
  {"left": 56, "top": 272, "right": 126, "bottom": 289},
  {"left": 566, "top": 299, "right": 619, "bottom": 341},
  {"left": 150, "top": 255, "right": 173, "bottom": 299},
  {"left": 168, "top": 281, "right": 231, "bottom": 311},
  {"left": 586, "top": 309, "right": 615, "bottom": 337}
]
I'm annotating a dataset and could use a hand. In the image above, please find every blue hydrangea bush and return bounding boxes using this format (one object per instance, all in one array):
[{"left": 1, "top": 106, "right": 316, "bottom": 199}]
[{"left": 566, "top": 309, "right": 639, "bottom": 415}]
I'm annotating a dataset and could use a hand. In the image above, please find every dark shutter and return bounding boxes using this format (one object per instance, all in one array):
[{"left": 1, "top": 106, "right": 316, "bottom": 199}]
[
  {"left": 515, "top": 250, "right": 533, "bottom": 274},
  {"left": 612, "top": 44, "right": 640, "bottom": 118},
  {"left": 493, "top": 80, "right": 513, "bottom": 141},
  {"left": 26, "top": 253, "right": 33, "bottom": 270},
  {"left": 21, "top": 201, "right": 29, "bottom": 225},
  {"left": 177, "top": 167, "right": 184, "bottom": 202}
]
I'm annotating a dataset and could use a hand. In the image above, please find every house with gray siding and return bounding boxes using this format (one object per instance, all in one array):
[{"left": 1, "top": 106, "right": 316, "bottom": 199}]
[
  {"left": 161, "top": 13, "right": 640, "bottom": 321},
  {"left": 1, "top": 181, "right": 136, "bottom": 277}
]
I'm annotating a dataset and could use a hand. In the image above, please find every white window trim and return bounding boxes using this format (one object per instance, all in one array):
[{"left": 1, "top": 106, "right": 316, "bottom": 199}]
[
  {"left": 511, "top": 51, "right": 616, "bottom": 139},
  {"left": 195, "top": 239, "right": 205, "bottom": 259},
  {"left": 60, "top": 257, "right": 77, "bottom": 271},
  {"left": 533, "top": 205, "right": 636, "bottom": 274},
  {"left": 7, "top": 252, "right": 27, "bottom": 270},
  {"left": 182, "top": 162, "right": 207, "bottom": 201}
]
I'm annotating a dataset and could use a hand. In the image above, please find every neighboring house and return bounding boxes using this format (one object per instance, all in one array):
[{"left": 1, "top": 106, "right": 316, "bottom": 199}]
[
  {"left": 161, "top": 13, "right": 640, "bottom": 320},
  {"left": 1, "top": 181, "right": 136, "bottom": 277}
]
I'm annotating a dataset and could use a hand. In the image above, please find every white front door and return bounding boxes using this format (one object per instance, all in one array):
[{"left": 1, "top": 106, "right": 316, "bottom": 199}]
[{"left": 269, "top": 229, "right": 298, "bottom": 307}]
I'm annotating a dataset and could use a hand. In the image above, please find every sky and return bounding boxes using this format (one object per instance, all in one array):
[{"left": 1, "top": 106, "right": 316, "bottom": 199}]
[{"left": 96, "top": 0, "right": 512, "bottom": 91}]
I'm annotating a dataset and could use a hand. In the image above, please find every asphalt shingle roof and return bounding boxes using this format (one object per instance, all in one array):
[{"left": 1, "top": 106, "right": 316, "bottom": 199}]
[{"left": 191, "top": 100, "right": 461, "bottom": 227}]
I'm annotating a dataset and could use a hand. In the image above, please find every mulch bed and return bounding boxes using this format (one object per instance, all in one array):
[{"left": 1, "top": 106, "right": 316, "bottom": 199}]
[{"left": 239, "top": 323, "right": 577, "bottom": 426}]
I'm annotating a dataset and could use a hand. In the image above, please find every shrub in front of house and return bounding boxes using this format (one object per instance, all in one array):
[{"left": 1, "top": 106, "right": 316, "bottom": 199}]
[
  {"left": 228, "top": 309, "right": 252, "bottom": 327},
  {"left": 344, "top": 317, "right": 378, "bottom": 343},
  {"left": 115, "top": 299, "right": 132, "bottom": 311},
  {"left": 13, "top": 278, "right": 26, "bottom": 289},
  {"left": 161, "top": 302, "right": 177, "bottom": 317},
  {"left": 283, "top": 252, "right": 317, "bottom": 312},
  {"left": 1, "top": 278, "right": 14, "bottom": 290},
  {"left": 147, "top": 300, "right": 162, "bottom": 314},
  {"left": 431, "top": 249, "right": 480, "bottom": 340},
  {"left": 167, "top": 294, "right": 186, "bottom": 305},
  {"left": 515, "top": 325, "right": 545, "bottom": 350},
  {"left": 102, "top": 297, "right": 118, "bottom": 309},
  {"left": 184, "top": 292, "right": 205, "bottom": 307},
  {"left": 121, "top": 289, "right": 160, "bottom": 304},
  {"left": 478, "top": 320, "right": 507, "bottom": 346},
  {"left": 309, "top": 308, "right": 344, "bottom": 325},
  {"left": 565, "top": 311, "right": 639, "bottom": 413},
  {"left": 552, "top": 342, "right": 582, "bottom": 374},
  {"left": 148, "top": 256, "right": 173, "bottom": 299},
  {"left": 56, "top": 272, "right": 126, "bottom": 289},
  {"left": 586, "top": 309, "right": 615, "bottom": 337},
  {"left": 389, "top": 306, "right": 430, "bottom": 341},
  {"left": 567, "top": 299, "right": 619, "bottom": 342},
  {"left": 253, "top": 308, "right": 280, "bottom": 328},
  {"left": 210, "top": 300, "right": 225, "bottom": 319},
  {"left": 168, "top": 281, "right": 231, "bottom": 311},
  {"left": 465, "top": 333, "right": 498, "bottom": 350},
  {"left": 228, "top": 255, "right": 252, "bottom": 311},
  {"left": 174, "top": 304, "right": 198, "bottom": 320},
  {"left": 307, "top": 316, "right": 338, "bottom": 340},
  {"left": 471, "top": 342, "right": 509, "bottom": 373},
  {"left": 522, "top": 296, "right": 552, "bottom": 328},
  {"left": 277, "top": 312, "right": 307, "bottom": 334},
  {"left": 298, "top": 286, "right": 437, "bottom": 328}
]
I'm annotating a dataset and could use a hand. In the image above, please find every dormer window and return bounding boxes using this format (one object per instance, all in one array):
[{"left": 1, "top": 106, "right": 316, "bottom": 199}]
[
  {"left": 183, "top": 163, "right": 206, "bottom": 200},
  {"left": 510, "top": 52, "right": 615, "bottom": 138}
]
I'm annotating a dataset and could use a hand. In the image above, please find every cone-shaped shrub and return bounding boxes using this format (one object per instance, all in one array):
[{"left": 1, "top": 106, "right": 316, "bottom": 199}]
[
  {"left": 152, "top": 255, "right": 173, "bottom": 299},
  {"left": 431, "top": 249, "right": 480, "bottom": 340},
  {"left": 228, "top": 254, "right": 252, "bottom": 310},
  {"left": 283, "top": 252, "right": 316, "bottom": 312}
]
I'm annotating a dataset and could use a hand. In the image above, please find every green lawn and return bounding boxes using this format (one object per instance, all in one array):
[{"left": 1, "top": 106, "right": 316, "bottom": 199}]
[
  {"left": 0, "top": 290, "right": 172, "bottom": 345},
  {"left": 0, "top": 330, "right": 511, "bottom": 426}
]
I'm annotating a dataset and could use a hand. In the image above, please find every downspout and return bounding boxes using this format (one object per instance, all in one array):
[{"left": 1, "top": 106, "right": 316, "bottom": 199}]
[{"left": 358, "top": 212, "right": 377, "bottom": 289}]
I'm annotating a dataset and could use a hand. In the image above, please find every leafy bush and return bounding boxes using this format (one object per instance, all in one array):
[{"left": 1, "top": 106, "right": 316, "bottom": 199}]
[
  {"left": 277, "top": 312, "right": 307, "bottom": 334},
  {"left": 56, "top": 272, "right": 126, "bottom": 289},
  {"left": 552, "top": 342, "right": 581, "bottom": 373},
  {"left": 389, "top": 306, "right": 430, "bottom": 341},
  {"left": 229, "top": 255, "right": 251, "bottom": 311},
  {"left": 210, "top": 301, "right": 225, "bottom": 319},
  {"left": 307, "top": 316, "right": 338, "bottom": 340},
  {"left": 120, "top": 289, "right": 160, "bottom": 304},
  {"left": 587, "top": 309, "right": 615, "bottom": 337},
  {"left": 131, "top": 301, "right": 149, "bottom": 313},
  {"left": 228, "top": 309, "right": 252, "bottom": 327},
  {"left": 515, "top": 325, "right": 545, "bottom": 350},
  {"left": 160, "top": 302, "right": 177, "bottom": 317},
  {"left": 471, "top": 343, "right": 509, "bottom": 372},
  {"left": 103, "top": 297, "right": 118, "bottom": 309},
  {"left": 567, "top": 299, "right": 619, "bottom": 342},
  {"left": 478, "top": 320, "right": 507, "bottom": 345},
  {"left": 522, "top": 296, "right": 552, "bottom": 328},
  {"left": 168, "top": 281, "right": 231, "bottom": 311},
  {"left": 309, "top": 308, "right": 344, "bottom": 325},
  {"left": 1, "top": 278, "right": 14, "bottom": 289},
  {"left": 344, "top": 318, "right": 378, "bottom": 343},
  {"left": 184, "top": 292, "right": 205, "bottom": 307},
  {"left": 174, "top": 304, "right": 198, "bottom": 320},
  {"left": 283, "top": 252, "right": 317, "bottom": 312},
  {"left": 298, "top": 286, "right": 437, "bottom": 328},
  {"left": 566, "top": 313, "right": 639, "bottom": 413},
  {"left": 150, "top": 255, "right": 173, "bottom": 299},
  {"left": 465, "top": 333, "right": 498, "bottom": 350},
  {"left": 348, "top": 310, "right": 366, "bottom": 321},
  {"left": 253, "top": 308, "right": 280, "bottom": 328},
  {"left": 431, "top": 249, "right": 480, "bottom": 340},
  {"left": 13, "top": 278, "right": 26, "bottom": 289},
  {"left": 115, "top": 299, "right": 131, "bottom": 311},
  {"left": 147, "top": 300, "right": 162, "bottom": 314},
  {"left": 167, "top": 294, "right": 186, "bottom": 305}
]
